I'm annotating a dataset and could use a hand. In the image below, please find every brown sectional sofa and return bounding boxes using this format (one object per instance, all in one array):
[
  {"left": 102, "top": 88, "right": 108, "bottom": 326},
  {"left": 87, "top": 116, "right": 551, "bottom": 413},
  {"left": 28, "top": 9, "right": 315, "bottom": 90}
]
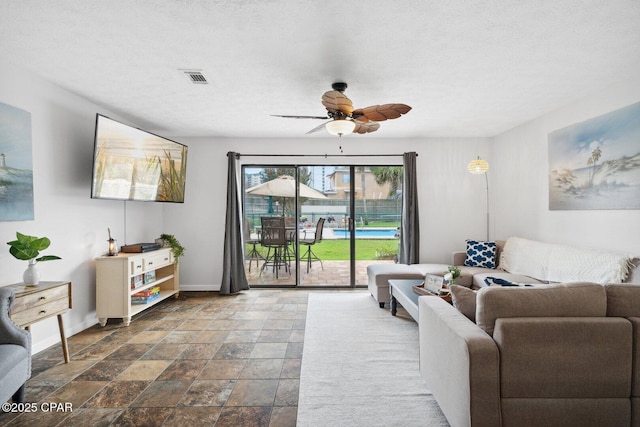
[
  {"left": 419, "top": 282, "right": 640, "bottom": 427},
  {"left": 367, "top": 237, "right": 640, "bottom": 425}
]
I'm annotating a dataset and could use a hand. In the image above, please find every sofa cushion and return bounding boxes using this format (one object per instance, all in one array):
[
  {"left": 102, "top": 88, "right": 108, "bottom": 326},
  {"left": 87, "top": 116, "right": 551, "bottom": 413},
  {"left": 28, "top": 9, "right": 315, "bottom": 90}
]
[
  {"left": 606, "top": 286, "right": 640, "bottom": 399},
  {"left": 410, "top": 264, "right": 449, "bottom": 277},
  {"left": 475, "top": 282, "right": 607, "bottom": 336},
  {"left": 500, "top": 399, "right": 631, "bottom": 427},
  {"left": 450, "top": 285, "right": 477, "bottom": 322},
  {"left": 450, "top": 277, "right": 544, "bottom": 322},
  {"left": 464, "top": 240, "right": 497, "bottom": 269},
  {"left": 494, "top": 317, "right": 632, "bottom": 398},
  {"left": 605, "top": 283, "right": 640, "bottom": 317},
  {"left": 458, "top": 265, "right": 495, "bottom": 276},
  {"left": 449, "top": 278, "right": 553, "bottom": 321}
]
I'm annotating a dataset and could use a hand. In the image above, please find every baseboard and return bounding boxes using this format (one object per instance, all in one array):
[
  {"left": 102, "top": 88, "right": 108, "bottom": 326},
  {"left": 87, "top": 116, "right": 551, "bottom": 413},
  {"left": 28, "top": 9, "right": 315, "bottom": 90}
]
[
  {"left": 32, "top": 316, "right": 99, "bottom": 355},
  {"left": 179, "top": 284, "right": 221, "bottom": 292}
]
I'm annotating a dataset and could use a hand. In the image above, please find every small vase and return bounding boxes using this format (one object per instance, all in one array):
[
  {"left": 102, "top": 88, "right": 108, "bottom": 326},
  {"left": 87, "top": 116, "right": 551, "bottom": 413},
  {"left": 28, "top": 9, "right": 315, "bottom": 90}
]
[{"left": 23, "top": 260, "right": 41, "bottom": 286}]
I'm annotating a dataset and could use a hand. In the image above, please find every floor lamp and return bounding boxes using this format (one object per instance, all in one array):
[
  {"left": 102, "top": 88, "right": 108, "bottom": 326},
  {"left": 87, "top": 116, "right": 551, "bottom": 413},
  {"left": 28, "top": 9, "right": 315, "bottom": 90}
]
[{"left": 467, "top": 156, "right": 490, "bottom": 241}]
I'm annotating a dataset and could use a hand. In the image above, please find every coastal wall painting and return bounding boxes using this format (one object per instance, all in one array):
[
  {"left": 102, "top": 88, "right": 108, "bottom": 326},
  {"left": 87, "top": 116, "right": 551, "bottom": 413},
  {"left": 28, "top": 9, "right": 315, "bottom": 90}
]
[
  {"left": 0, "top": 102, "right": 34, "bottom": 221},
  {"left": 549, "top": 101, "right": 640, "bottom": 210}
]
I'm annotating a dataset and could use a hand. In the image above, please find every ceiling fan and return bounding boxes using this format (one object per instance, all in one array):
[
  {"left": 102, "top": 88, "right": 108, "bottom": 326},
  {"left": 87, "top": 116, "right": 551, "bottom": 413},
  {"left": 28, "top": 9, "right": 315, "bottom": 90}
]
[{"left": 272, "top": 82, "right": 412, "bottom": 136}]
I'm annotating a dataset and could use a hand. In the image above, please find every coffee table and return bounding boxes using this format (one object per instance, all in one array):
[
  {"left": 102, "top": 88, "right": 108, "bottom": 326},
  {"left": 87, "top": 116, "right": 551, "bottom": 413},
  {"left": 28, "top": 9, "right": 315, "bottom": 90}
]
[
  {"left": 389, "top": 279, "right": 453, "bottom": 322},
  {"left": 388, "top": 279, "right": 425, "bottom": 322}
]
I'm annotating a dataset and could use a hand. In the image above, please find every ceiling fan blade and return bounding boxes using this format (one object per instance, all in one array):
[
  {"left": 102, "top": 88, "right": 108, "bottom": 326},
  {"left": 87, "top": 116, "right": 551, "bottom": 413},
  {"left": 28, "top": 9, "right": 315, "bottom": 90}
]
[
  {"left": 271, "top": 114, "right": 329, "bottom": 119},
  {"left": 352, "top": 103, "right": 412, "bottom": 122},
  {"left": 321, "top": 90, "right": 354, "bottom": 116},
  {"left": 353, "top": 121, "right": 380, "bottom": 134},
  {"left": 305, "top": 120, "right": 333, "bottom": 135}
]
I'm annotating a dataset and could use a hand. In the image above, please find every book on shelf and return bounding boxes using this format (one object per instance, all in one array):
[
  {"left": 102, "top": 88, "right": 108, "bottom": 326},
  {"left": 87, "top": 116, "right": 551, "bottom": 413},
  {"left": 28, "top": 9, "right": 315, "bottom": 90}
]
[
  {"left": 131, "top": 293, "right": 160, "bottom": 305},
  {"left": 144, "top": 270, "right": 156, "bottom": 284},
  {"left": 132, "top": 286, "right": 160, "bottom": 298},
  {"left": 131, "top": 274, "right": 144, "bottom": 290}
]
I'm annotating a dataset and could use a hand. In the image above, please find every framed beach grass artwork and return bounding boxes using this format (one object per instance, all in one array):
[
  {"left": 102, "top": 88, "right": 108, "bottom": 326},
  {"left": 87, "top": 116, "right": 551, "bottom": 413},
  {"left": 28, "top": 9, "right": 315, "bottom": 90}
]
[
  {"left": 549, "top": 101, "right": 640, "bottom": 210},
  {"left": 0, "top": 102, "right": 34, "bottom": 221}
]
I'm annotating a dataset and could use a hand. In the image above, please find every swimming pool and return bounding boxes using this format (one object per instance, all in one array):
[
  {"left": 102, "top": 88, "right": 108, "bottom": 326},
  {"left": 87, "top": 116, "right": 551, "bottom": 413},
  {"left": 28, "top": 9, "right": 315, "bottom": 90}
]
[{"left": 330, "top": 228, "right": 398, "bottom": 239}]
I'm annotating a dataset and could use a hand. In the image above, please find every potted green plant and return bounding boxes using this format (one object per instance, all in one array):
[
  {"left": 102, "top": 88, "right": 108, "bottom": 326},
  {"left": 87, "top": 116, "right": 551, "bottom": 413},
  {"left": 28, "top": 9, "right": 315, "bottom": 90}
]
[
  {"left": 375, "top": 247, "right": 396, "bottom": 260},
  {"left": 159, "top": 233, "right": 185, "bottom": 263},
  {"left": 448, "top": 265, "right": 461, "bottom": 285},
  {"left": 7, "top": 232, "right": 61, "bottom": 286}
]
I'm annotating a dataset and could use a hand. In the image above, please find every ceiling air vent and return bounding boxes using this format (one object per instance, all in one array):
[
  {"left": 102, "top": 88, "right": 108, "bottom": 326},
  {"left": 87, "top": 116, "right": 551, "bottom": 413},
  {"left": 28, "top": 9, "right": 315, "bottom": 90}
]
[{"left": 182, "top": 70, "right": 208, "bottom": 85}]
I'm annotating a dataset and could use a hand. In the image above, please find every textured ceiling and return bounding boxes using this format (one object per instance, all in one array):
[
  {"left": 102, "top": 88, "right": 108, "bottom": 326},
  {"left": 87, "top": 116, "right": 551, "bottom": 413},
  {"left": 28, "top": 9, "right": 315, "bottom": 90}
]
[{"left": 1, "top": 0, "right": 639, "bottom": 138}]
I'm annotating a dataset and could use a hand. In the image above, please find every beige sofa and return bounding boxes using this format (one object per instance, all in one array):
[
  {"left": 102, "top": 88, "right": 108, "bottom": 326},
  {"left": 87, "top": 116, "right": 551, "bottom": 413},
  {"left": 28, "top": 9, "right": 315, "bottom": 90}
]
[
  {"left": 367, "top": 237, "right": 639, "bottom": 307},
  {"left": 419, "top": 282, "right": 640, "bottom": 427}
]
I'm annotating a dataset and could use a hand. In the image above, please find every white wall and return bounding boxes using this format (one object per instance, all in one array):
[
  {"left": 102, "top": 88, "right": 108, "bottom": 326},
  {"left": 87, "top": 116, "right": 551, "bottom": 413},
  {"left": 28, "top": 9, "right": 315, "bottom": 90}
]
[
  {"left": 168, "top": 136, "right": 491, "bottom": 291},
  {"left": 0, "top": 62, "right": 164, "bottom": 354},
  {"left": 491, "top": 79, "right": 640, "bottom": 256}
]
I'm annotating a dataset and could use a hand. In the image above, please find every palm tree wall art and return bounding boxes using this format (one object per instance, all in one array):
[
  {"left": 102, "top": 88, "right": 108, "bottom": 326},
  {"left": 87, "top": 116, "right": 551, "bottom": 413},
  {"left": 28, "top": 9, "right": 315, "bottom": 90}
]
[{"left": 548, "top": 101, "right": 640, "bottom": 210}]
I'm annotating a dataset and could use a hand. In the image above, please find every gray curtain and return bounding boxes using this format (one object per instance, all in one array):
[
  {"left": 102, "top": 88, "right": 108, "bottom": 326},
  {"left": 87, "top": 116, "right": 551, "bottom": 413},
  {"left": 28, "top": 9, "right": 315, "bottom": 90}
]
[
  {"left": 399, "top": 152, "right": 420, "bottom": 264},
  {"left": 220, "top": 152, "right": 250, "bottom": 294}
]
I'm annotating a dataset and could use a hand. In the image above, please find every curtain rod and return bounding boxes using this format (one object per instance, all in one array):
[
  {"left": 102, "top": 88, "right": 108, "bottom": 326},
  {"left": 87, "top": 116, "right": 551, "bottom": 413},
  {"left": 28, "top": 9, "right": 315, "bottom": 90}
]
[{"left": 229, "top": 153, "right": 416, "bottom": 159}]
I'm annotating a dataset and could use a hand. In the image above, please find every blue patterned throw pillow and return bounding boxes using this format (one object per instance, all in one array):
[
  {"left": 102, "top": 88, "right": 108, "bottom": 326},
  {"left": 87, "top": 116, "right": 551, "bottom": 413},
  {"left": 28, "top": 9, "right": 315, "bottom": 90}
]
[{"left": 464, "top": 240, "right": 497, "bottom": 269}]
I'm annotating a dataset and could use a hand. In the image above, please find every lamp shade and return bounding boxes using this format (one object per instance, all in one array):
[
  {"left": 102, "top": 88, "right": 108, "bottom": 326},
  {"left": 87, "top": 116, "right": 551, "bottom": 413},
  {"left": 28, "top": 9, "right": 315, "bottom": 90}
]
[
  {"left": 326, "top": 119, "right": 355, "bottom": 137},
  {"left": 467, "top": 157, "right": 489, "bottom": 174}
]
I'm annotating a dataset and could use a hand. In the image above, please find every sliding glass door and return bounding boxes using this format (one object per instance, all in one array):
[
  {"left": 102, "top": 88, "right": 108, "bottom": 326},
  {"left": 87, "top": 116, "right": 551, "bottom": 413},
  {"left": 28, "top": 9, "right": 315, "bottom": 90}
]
[
  {"left": 243, "top": 166, "right": 297, "bottom": 286},
  {"left": 297, "top": 165, "right": 351, "bottom": 287},
  {"left": 242, "top": 164, "right": 402, "bottom": 288},
  {"left": 352, "top": 166, "right": 403, "bottom": 286}
]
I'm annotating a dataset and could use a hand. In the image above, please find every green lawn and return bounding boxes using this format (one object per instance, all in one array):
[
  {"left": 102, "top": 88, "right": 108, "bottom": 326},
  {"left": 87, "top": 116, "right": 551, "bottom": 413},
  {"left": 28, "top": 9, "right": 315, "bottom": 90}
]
[{"left": 247, "top": 239, "right": 398, "bottom": 261}]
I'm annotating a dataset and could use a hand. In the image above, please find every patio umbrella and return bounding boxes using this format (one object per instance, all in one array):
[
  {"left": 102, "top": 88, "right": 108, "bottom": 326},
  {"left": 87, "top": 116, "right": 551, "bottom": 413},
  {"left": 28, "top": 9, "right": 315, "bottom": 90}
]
[{"left": 245, "top": 175, "right": 328, "bottom": 199}]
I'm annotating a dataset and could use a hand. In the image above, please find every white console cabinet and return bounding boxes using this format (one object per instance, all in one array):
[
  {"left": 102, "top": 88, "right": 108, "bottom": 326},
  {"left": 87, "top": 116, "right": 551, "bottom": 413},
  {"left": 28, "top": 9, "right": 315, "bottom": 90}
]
[{"left": 96, "top": 248, "right": 179, "bottom": 326}]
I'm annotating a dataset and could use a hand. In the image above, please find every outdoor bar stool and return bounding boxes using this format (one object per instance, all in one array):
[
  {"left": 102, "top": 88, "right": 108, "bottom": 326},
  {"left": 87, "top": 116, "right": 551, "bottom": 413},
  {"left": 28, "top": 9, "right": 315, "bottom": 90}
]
[
  {"left": 260, "top": 216, "right": 290, "bottom": 278},
  {"left": 283, "top": 216, "right": 298, "bottom": 265},
  {"left": 245, "top": 219, "right": 264, "bottom": 272},
  {"left": 300, "top": 217, "right": 325, "bottom": 273}
]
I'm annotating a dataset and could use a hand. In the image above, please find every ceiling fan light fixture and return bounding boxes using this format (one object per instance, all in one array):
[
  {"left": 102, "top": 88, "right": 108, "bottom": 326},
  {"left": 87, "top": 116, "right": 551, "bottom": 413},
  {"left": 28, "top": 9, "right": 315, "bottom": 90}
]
[
  {"left": 274, "top": 82, "right": 411, "bottom": 135},
  {"left": 326, "top": 119, "right": 355, "bottom": 137}
]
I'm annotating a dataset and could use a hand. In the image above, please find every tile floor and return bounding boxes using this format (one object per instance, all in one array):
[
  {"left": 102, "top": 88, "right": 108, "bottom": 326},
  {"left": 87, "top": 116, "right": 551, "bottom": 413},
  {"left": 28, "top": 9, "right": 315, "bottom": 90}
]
[{"left": 0, "top": 288, "right": 358, "bottom": 427}]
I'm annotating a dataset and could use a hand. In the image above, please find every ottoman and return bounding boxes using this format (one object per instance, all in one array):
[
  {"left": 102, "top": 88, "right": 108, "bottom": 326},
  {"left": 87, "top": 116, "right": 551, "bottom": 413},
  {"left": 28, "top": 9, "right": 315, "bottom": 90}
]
[{"left": 367, "top": 263, "right": 425, "bottom": 308}]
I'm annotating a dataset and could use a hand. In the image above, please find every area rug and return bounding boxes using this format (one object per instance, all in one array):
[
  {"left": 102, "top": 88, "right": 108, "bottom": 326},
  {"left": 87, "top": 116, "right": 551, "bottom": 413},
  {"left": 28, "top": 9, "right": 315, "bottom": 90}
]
[{"left": 297, "top": 292, "right": 449, "bottom": 427}]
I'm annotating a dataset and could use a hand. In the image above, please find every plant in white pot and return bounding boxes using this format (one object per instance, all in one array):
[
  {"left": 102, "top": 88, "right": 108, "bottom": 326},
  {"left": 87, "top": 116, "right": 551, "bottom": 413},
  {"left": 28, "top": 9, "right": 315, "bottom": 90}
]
[{"left": 7, "top": 232, "right": 61, "bottom": 286}]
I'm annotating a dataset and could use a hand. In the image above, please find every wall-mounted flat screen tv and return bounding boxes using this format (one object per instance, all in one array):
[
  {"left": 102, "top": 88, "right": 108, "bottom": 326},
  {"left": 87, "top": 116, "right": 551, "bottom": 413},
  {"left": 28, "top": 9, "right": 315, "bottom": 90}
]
[{"left": 91, "top": 114, "right": 188, "bottom": 203}]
